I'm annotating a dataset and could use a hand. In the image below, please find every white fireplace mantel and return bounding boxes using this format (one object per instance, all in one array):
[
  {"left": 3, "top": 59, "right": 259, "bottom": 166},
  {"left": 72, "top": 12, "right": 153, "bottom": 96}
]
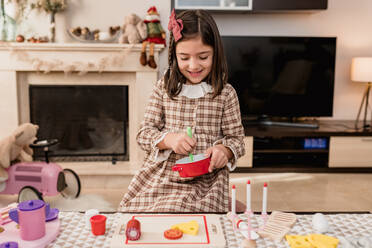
[{"left": 0, "top": 43, "right": 164, "bottom": 176}]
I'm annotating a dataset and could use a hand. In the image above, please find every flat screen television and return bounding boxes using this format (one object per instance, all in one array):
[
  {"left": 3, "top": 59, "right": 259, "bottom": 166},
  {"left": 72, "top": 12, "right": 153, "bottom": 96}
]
[{"left": 221, "top": 36, "right": 336, "bottom": 125}]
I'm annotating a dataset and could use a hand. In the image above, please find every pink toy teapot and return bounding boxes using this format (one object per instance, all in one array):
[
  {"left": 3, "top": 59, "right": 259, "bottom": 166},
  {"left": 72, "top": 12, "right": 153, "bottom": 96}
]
[{"left": 9, "top": 200, "right": 50, "bottom": 241}]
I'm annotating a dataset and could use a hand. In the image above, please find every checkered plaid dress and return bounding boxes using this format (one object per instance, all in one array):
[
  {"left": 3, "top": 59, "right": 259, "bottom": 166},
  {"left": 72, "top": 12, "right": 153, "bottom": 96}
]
[{"left": 119, "top": 79, "right": 245, "bottom": 212}]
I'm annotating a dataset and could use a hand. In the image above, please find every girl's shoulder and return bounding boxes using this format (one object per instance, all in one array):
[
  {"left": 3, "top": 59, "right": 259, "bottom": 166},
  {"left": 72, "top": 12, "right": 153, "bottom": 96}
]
[
  {"left": 220, "top": 82, "right": 238, "bottom": 98},
  {"left": 153, "top": 77, "right": 167, "bottom": 93}
]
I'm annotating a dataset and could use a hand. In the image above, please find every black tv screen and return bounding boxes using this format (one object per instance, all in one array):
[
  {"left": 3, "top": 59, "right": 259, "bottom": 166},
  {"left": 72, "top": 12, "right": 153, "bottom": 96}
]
[{"left": 221, "top": 36, "right": 336, "bottom": 119}]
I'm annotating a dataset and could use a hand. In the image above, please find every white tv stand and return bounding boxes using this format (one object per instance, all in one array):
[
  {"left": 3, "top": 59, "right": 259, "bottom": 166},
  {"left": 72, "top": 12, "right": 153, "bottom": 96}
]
[{"left": 236, "top": 120, "right": 372, "bottom": 170}]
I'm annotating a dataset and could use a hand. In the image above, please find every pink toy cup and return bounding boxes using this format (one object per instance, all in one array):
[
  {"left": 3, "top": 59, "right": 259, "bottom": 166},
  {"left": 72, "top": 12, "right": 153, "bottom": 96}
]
[
  {"left": 9, "top": 200, "right": 47, "bottom": 241},
  {"left": 90, "top": 215, "right": 106, "bottom": 236}
]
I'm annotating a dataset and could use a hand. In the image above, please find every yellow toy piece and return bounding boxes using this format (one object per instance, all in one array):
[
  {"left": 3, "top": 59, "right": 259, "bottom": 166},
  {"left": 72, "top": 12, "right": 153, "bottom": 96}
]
[
  {"left": 171, "top": 220, "right": 199, "bottom": 236},
  {"left": 286, "top": 234, "right": 339, "bottom": 248},
  {"left": 307, "top": 234, "right": 339, "bottom": 248},
  {"left": 286, "top": 235, "right": 314, "bottom": 248}
]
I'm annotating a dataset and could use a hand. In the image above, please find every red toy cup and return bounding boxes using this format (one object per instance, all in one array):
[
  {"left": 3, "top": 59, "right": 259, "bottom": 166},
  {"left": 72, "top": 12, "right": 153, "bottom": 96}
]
[{"left": 90, "top": 215, "right": 106, "bottom": 236}]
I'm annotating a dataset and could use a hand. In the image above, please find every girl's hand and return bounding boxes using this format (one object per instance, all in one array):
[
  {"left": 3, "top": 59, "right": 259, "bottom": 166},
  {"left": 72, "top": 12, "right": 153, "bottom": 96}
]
[
  {"left": 163, "top": 132, "right": 196, "bottom": 155},
  {"left": 204, "top": 145, "right": 231, "bottom": 172}
]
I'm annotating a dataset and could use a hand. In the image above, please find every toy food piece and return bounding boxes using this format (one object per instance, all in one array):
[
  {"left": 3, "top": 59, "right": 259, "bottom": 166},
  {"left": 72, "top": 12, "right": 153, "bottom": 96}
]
[
  {"left": 358, "top": 237, "right": 372, "bottom": 247},
  {"left": 286, "top": 234, "right": 339, "bottom": 248},
  {"left": 164, "top": 228, "right": 183, "bottom": 240},
  {"left": 269, "top": 211, "right": 297, "bottom": 227},
  {"left": 286, "top": 235, "right": 313, "bottom": 248},
  {"left": 126, "top": 219, "right": 141, "bottom": 241},
  {"left": 258, "top": 221, "right": 290, "bottom": 242},
  {"left": 171, "top": 220, "right": 199, "bottom": 236},
  {"left": 307, "top": 234, "right": 339, "bottom": 248},
  {"left": 312, "top": 213, "right": 329, "bottom": 233}
]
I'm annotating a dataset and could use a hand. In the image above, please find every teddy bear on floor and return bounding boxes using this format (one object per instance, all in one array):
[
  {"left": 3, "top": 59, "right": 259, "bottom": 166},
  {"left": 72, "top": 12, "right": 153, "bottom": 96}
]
[
  {"left": 119, "top": 13, "right": 147, "bottom": 44},
  {"left": 0, "top": 123, "right": 39, "bottom": 190}
]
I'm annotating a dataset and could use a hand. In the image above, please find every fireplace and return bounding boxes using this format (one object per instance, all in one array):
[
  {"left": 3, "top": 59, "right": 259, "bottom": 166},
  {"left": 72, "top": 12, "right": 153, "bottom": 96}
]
[
  {"left": 29, "top": 85, "right": 129, "bottom": 163},
  {"left": 0, "top": 43, "right": 163, "bottom": 176}
]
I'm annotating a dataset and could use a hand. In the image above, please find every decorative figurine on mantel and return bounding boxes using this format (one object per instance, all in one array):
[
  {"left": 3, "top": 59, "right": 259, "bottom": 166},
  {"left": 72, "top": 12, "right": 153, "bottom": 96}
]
[
  {"left": 140, "top": 6, "right": 166, "bottom": 69},
  {"left": 31, "top": 0, "right": 67, "bottom": 43},
  {"left": 119, "top": 13, "right": 147, "bottom": 44}
]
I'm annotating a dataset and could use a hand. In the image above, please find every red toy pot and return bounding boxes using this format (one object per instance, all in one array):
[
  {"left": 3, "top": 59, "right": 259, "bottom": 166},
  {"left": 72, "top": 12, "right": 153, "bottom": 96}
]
[{"left": 172, "top": 154, "right": 211, "bottom": 178}]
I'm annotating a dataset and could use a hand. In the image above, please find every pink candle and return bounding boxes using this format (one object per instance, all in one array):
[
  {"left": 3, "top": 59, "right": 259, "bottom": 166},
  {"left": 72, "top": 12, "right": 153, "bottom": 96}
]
[
  {"left": 232, "top": 185, "right": 236, "bottom": 214},
  {"left": 246, "top": 180, "right": 251, "bottom": 213},
  {"left": 262, "top": 182, "right": 268, "bottom": 215}
]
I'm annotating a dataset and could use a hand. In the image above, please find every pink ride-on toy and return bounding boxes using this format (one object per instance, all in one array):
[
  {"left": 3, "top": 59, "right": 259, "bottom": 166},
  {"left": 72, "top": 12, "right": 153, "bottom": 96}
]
[{"left": 0, "top": 139, "right": 81, "bottom": 203}]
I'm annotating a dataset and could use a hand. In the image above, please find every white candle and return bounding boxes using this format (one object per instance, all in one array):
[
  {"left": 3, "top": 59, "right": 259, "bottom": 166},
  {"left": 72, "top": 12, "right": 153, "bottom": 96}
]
[
  {"left": 262, "top": 182, "right": 268, "bottom": 215},
  {"left": 232, "top": 184, "right": 236, "bottom": 214},
  {"left": 246, "top": 180, "right": 251, "bottom": 213}
]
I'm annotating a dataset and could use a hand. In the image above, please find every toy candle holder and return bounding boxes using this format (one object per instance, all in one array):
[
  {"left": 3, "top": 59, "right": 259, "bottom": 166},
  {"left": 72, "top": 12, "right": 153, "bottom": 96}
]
[
  {"left": 227, "top": 182, "right": 269, "bottom": 238},
  {"left": 90, "top": 215, "right": 107, "bottom": 236}
]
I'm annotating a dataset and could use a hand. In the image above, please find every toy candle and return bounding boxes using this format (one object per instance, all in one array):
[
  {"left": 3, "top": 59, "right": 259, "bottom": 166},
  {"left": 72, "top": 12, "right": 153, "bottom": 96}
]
[
  {"left": 232, "top": 185, "right": 236, "bottom": 214},
  {"left": 246, "top": 180, "right": 251, "bottom": 213},
  {"left": 262, "top": 182, "right": 268, "bottom": 215}
]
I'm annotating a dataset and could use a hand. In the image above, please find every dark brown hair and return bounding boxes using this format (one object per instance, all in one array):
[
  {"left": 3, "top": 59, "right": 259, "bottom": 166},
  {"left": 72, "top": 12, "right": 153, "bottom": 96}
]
[{"left": 164, "top": 9, "right": 228, "bottom": 99}]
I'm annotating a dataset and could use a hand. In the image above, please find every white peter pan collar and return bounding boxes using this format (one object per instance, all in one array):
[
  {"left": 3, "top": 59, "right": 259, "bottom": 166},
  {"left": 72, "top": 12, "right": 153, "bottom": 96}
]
[{"left": 179, "top": 82, "right": 213, "bottom": 99}]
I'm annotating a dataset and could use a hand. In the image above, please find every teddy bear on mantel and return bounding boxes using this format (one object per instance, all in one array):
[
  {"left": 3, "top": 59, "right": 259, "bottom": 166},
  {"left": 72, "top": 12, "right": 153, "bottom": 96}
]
[
  {"left": 0, "top": 123, "right": 39, "bottom": 190},
  {"left": 119, "top": 13, "right": 147, "bottom": 44}
]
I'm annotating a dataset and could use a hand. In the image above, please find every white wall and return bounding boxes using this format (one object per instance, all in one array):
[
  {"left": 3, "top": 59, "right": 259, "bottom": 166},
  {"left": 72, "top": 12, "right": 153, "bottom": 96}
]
[
  {"left": 19, "top": 0, "right": 372, "bottom": 120},
  {"left": 18, "top": 0, "right": 171, "bottom": 74}
]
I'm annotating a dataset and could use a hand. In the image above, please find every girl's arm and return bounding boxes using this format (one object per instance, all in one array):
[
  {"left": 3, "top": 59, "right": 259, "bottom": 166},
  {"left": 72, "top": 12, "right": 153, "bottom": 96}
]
[
  {"left": 157, "top": 132, "right": 196, "bottom": 155},
  {"left": 136, "top": 79, "right": 168, "bottom": 156},
  {"left": 137, "top": 79, "right": 196, "bottom": 161},
  {"left": 213, "top": 86, "right": 246, "bottom": 170}
]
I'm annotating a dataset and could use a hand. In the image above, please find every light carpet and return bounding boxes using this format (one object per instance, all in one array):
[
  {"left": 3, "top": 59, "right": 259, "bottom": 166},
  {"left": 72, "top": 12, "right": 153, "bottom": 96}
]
[
  {"left": 47, "top": 194, "right": 116, "bottom": 212},
  {"left": 0, "top": 194, "right": 116, "bottom": 212}
]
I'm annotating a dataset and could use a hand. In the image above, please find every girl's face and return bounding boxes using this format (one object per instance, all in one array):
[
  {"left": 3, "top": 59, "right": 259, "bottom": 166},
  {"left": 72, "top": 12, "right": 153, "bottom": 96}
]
[{"left": 176, "top": 35, "right": 213, "bottom": 85}]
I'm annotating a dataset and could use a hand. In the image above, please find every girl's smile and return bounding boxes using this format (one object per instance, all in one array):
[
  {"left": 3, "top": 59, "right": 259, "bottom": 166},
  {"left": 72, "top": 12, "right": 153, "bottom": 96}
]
[
  {"left": 176, "top": 35, "right": 213, "bottom": 85},
  {"left": 188, "top": 69, "right": 203, "bottom": 78}
]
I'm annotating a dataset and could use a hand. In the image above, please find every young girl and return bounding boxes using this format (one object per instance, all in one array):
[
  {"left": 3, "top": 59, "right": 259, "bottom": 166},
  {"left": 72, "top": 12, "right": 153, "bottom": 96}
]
[{"left": 119, "top": 9, "right": 245, "bottom": 212}]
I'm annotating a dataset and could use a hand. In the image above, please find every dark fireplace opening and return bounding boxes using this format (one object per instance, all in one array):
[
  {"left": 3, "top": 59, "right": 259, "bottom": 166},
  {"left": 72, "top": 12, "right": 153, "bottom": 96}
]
[{"left": 30, "top": 85, "right": 129, "bottom": 163}]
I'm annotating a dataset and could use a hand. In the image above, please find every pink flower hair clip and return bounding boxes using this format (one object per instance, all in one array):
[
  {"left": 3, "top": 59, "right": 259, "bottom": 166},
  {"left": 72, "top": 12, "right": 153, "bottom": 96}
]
[{"left": 168, "top": 9, "right": 183, "bottom": 42}]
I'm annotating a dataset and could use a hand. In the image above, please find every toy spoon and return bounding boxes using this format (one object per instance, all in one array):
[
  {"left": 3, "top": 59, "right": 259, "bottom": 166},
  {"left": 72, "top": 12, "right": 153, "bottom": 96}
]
[{"left": 186, "top": 127, "right": 194, "bottom": 162}]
